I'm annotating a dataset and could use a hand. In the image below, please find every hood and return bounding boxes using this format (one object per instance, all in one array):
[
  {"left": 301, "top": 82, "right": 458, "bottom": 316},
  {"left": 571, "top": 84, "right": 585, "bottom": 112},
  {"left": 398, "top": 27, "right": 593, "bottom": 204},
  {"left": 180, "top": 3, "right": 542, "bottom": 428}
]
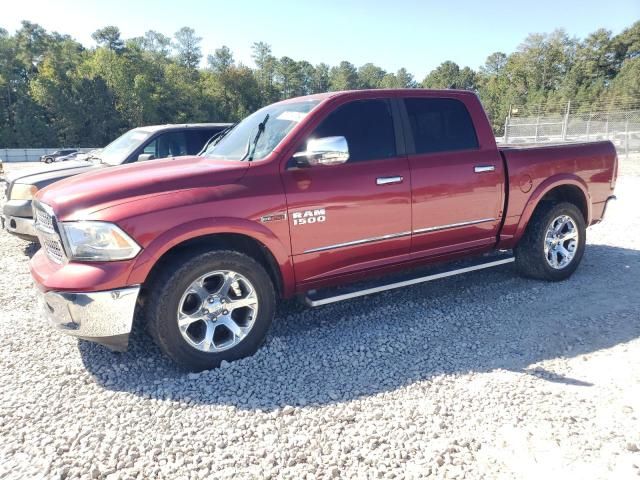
[
  {"left": 7, "top": 160, "right": 101, "bottom": 187},
  {"left": 37, "top": 156, "right": 249, "bottom": 220}
]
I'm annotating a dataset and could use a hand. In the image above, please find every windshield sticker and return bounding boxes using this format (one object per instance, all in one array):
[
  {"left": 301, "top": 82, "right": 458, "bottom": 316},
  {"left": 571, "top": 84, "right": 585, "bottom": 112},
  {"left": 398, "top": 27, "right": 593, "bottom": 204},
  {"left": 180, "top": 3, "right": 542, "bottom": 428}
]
[{"left": 276, "top": 111, "right": 307, "bottom": 123}]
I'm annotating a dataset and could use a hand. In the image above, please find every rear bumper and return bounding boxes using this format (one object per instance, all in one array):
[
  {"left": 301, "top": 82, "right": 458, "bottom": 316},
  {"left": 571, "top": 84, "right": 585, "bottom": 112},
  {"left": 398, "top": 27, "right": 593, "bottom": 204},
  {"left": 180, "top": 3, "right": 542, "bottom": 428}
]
[{"left": 38, "top": 286, "right": 140, "bottom": 351}]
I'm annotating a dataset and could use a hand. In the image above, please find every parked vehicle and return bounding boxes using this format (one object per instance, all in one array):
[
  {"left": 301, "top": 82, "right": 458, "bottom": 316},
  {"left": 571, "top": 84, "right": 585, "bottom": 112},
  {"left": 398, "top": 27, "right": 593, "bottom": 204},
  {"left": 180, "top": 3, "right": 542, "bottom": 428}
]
[
  {"left": 2, "top": 123, "right": 230, "bottom": 241},
  {"left": 29, "top": 90, "right": 617, "bottom": 370},
  {"left": 40, "top": 149, "right": 79, "bottom": 163},
  {"left": 55, "top": 151, "right": 82, "bottom": 162}
]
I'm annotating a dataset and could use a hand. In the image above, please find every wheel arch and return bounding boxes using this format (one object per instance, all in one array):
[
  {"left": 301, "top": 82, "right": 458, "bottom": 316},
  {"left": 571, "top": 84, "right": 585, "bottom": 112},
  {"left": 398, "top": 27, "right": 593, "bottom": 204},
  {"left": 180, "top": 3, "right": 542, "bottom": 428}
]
[
  {"left": 513, "top": 175, "right": 590, "bottom": 245},
  {"left": 127, "top": 218, "right": 295, "bottom": 299}
]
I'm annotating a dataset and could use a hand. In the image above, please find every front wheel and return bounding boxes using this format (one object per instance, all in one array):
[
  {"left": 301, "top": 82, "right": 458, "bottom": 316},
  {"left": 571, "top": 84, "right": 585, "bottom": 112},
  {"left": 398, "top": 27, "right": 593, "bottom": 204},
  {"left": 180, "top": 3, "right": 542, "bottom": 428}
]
[
  {"left": 145, "top": 250, "right": 276, "bottom": 371},
  {"left": 514, "top": 202, "right": 586, "bottom": 281},
  {"left": 44, "top": 157, "right": 53, "bottom": 164}
]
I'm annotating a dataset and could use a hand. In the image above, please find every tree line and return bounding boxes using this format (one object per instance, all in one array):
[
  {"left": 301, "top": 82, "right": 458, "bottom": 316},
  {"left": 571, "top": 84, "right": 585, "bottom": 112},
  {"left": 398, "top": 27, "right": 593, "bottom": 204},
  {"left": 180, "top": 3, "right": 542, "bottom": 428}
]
[{"left": 0, "top": 21, "right": 638, "bottom": 148}]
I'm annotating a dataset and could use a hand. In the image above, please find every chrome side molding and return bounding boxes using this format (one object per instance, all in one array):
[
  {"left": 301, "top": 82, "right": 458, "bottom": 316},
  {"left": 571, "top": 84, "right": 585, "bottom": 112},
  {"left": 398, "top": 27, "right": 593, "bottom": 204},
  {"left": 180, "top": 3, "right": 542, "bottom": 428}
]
[
  {"left": 304, "top": 231, "right": 412, "bottom": 254},
  {"left": 303, "top": 218, "right": 496, "bottom": 254},
  {"left": 413, "top": 218, "right": 495, "bottom": 235}
]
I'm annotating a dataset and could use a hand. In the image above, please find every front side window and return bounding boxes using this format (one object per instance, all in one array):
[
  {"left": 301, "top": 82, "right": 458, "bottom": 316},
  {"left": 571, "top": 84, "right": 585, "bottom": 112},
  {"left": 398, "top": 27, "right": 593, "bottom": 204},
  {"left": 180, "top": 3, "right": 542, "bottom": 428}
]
[
  {"left": 204, "top": 100, "right": 321, "bottom": 161},
  {"left": 309, "top": 99, "right": 396, "bottom": 163},
  {"left": 156, "top": 131, "right": 188, "bottom": 158},
  {"left": 404, "top": 98, "right": 478, "bottom": 155},
  {"left": 186, "top": 129, "right": 219, "bottom": 154}
]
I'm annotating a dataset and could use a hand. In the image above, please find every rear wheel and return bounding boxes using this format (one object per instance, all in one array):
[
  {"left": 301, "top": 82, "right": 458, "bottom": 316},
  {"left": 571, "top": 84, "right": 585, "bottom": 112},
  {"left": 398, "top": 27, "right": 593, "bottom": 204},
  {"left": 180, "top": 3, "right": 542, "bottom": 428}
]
[
  {"left": 44, "top": 157, "right": 53, "bottom": 164},
  {"left": 514, "top": 202, "right": 586, "bottom": 281},
  {"left": 145, "top": 250, "right": 276, "bottom": 371}
]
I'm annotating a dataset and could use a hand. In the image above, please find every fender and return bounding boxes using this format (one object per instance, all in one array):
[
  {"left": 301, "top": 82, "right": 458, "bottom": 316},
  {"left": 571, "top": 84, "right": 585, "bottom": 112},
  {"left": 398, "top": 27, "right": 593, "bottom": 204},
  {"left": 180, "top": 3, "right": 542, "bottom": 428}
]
[
  {"left": 512, "top": 174, "right": 591, "bottom": 245},
  {"left": 126, "top": 217, "right": 296, "bottom": 297}
]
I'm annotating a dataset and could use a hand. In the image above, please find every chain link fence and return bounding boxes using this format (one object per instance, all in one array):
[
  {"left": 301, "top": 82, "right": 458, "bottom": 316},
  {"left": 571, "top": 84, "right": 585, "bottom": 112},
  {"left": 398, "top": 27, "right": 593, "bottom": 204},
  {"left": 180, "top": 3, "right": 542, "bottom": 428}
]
[
  {"left": 0, "top": 148, "right": 95, "bottom": 162},
  {"left": 499, "top": 103, "right": 640, "bottom": 159}
]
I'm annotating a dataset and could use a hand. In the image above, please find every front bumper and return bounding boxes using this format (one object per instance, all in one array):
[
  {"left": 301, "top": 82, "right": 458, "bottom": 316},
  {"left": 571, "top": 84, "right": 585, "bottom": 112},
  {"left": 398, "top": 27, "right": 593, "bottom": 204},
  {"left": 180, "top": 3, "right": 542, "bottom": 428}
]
[
  {"left": 2, "top": 199, "right": 37, "bottom": 240},
  {"left": 39, "top": 286, "right": 140, "bottom": 351},
  {"left": 2, "top": 214, "right": 37, "bottom": 240}
]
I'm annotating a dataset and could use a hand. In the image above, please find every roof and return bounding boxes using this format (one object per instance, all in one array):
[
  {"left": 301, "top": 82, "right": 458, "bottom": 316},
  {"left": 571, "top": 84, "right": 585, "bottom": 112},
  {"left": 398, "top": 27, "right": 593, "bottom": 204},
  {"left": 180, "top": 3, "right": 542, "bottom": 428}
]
[
  {"left": 276, "top": 88, "right": 477, "bottom": 105},
  {"left": 135, "top": 123, "right": 233, "bottom": 132}
]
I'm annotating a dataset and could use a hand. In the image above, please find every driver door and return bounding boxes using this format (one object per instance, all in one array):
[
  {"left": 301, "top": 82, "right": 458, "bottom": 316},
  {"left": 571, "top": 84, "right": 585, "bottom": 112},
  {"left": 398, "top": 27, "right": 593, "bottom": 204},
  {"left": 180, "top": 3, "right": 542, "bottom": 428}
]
[{"left": 281, "top": 98, "right": 412, "bottom": 286}]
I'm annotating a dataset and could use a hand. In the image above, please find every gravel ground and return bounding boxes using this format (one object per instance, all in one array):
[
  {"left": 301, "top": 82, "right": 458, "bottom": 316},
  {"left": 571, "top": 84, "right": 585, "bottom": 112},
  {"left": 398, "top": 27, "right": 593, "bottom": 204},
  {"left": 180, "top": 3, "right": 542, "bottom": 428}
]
[{"left": 0, "top": 163, "right": 639, "bottom": 479}]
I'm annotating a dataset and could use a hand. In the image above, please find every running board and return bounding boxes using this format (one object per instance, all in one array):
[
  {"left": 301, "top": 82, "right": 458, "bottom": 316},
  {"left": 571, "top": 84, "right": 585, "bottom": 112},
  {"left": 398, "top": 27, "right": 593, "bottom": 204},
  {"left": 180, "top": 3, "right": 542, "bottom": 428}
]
[{"left": 304, "top": 254, "right": 515, "bottom": 307}]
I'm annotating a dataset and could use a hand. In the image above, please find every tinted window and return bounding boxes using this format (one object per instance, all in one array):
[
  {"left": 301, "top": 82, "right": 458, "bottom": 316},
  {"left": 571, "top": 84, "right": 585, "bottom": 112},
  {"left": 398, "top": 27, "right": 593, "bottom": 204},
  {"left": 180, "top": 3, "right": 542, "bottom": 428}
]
[
  {"left": 156, "top": 131, "right": 188, "bottom": 158},
  {"left": 404, "top": 98, "right": 478, "bottom": 154},
  {"left": 311, "top": 99, "right": 396, "bottom": 162},
  {"left": 186, "top": 129, "right": 220, "bottom": 154}
]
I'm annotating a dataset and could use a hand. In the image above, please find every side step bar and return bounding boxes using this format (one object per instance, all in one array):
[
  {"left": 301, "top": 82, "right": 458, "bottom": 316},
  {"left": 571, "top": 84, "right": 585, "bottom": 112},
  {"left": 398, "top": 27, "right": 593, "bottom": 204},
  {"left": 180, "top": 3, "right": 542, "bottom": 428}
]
[{"left": 304, "top": 254, "right": 515, "bottom": 307}]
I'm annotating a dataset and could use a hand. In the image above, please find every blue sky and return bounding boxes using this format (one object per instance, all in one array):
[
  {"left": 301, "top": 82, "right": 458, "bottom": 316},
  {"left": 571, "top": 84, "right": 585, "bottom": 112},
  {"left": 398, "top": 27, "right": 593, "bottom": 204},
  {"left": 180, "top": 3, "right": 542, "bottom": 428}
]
[{"left": 3, "top": 0, "right": 639, "bottom": 79}]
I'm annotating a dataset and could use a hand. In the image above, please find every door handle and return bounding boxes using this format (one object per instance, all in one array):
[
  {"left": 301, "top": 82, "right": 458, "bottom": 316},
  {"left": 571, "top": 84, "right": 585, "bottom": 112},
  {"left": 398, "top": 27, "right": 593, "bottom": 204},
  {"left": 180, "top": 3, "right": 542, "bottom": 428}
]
[
  {"left": 376, "top": 176, "right": 403, "bottom": 185},
  {"left": 474, "top": 165, "right": 495, "bottom": 173}
]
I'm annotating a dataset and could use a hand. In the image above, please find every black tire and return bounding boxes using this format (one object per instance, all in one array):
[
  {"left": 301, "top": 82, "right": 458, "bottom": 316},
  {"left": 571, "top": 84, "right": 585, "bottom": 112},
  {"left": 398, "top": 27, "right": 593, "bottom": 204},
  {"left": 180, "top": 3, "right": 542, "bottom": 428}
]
[
  {"left": 514, "top": 201, "right": 586, "bottom": 281},
  {"left": 44, "top": 157, "right": 53, "bottom": 164},
  {"left": 145, "top": 250, "right": 276, "bottom": 371}
]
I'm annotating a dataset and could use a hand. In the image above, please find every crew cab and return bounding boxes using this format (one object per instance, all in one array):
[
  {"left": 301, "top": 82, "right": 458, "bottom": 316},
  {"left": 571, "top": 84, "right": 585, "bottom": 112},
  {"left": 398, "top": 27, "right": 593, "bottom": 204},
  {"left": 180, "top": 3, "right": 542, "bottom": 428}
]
[
  {"left": 3, "top": 123, "right": 230, "bottom": 241},
  {"left": 29, "top": 90, "right": 617, "bottom": 370}
]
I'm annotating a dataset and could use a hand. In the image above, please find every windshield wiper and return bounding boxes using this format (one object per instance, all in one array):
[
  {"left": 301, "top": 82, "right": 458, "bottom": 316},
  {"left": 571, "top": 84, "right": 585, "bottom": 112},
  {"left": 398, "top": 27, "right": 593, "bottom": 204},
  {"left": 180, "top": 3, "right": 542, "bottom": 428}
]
[
  {"left": 86, "top": 155, "right": 104, "bottom": 164},
  {"left": 243, "top": 114, "right": 269, "bottom": 161},
  {"left": 199, "top": 123, "right": 238, "bottom": 155}
]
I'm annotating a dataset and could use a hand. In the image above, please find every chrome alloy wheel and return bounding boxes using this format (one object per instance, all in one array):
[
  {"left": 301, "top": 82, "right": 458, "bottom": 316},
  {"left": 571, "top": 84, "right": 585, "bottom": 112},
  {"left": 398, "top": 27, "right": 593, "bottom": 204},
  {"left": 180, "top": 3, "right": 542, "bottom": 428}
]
[
  {"left": 177, "top": 270, "right": 258, "bottom": 353},
  {"left": 544, "top": 214, "right": 579, "bottom": 269}
]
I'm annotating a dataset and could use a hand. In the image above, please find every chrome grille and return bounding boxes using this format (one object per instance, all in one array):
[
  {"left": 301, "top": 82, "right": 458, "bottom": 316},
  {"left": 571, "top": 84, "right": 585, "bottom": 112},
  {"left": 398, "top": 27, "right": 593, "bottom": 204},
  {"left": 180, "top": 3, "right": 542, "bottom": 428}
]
[
  {"left": 41, "top": 236, "right": 65, "bottom": 263},
  {"left": 35, "top": 207, "right": 55, "bottom": 231},
  {"left": 33, "top": 201, "right": 66, "bottom": 264}
]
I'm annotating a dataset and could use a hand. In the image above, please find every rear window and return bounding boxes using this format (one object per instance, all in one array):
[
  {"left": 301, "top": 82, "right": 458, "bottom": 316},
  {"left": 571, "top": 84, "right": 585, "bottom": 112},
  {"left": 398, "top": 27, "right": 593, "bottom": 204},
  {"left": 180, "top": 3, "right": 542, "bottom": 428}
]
[{"left": 404, "top": 98, "right": 478, "bottom": 154}]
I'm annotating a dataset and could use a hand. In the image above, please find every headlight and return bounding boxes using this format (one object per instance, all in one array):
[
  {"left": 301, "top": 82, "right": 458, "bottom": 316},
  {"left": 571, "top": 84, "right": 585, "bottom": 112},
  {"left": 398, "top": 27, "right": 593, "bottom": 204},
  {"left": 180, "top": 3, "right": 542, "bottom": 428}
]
[
  {"left": 10, "top": 183, "right": 38, "bottom": 200},
  {"left": 60, "top": 221, "right": 141, "bottom": 261}
]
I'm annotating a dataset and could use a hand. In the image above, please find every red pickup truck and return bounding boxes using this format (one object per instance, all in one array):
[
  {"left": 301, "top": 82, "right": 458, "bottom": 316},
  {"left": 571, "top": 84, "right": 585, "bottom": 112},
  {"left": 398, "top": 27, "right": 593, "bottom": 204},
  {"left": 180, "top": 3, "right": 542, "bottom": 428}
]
[{"left": 30, "top": 89, "right": 617, "bottom": 370}]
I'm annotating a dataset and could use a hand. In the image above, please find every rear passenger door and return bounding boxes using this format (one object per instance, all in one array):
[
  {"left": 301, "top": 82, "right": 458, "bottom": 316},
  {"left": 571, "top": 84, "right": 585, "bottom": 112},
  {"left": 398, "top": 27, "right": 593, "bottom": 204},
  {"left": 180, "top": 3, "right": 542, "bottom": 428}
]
[{"left": 401, "top": 97, "right": 504, "bottom": 258}]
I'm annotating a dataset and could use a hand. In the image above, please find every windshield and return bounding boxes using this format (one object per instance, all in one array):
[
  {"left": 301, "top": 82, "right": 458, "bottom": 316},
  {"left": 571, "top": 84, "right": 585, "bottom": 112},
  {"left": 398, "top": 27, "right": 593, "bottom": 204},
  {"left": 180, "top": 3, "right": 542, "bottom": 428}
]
[
  {"left": 204, "top": 99, "right": 321, "bottom": 161},
  {"left": 99, "top": 129, "right": 154, "bottom": 166}
]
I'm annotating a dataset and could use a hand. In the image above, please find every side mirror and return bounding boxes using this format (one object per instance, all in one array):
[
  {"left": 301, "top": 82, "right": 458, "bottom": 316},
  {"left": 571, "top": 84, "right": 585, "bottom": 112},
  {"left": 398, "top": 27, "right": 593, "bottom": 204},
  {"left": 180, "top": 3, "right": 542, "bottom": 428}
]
[
  {"left": 293, "top": 136, "right": 349, "bottom": 167},
  {"left": 137, "top": 153, "right": 155, "bottom": 162}
]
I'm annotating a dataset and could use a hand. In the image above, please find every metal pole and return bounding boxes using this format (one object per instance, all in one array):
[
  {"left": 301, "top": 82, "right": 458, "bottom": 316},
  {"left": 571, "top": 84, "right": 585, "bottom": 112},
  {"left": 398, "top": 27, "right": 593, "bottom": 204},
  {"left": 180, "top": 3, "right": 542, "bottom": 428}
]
[
  {"left": 504, "top": 117, "right": 510, "bottom": 143},
  {"left": 562, "top": 101, "right": 570, "bottom": 141},
  {"left": 535, "top": 116, "right": 540, "bottom": 143},
  {"left": 625, "top": 118, "right": 630, "bottom": 159},
  {"left": 586, "top": 112, "right": 591, "bottom": 141}
]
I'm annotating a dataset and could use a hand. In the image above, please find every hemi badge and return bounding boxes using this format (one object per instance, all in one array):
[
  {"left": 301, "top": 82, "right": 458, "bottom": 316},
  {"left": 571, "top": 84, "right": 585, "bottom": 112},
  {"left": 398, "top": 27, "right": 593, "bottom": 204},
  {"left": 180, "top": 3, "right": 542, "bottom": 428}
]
[{"left": 260, "top": 213, "right": 287, "bottom": 223}]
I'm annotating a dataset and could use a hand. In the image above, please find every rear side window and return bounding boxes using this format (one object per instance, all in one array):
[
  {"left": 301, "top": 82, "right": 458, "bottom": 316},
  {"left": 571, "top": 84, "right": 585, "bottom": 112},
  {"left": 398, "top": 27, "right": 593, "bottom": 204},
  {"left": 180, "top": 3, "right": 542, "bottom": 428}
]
[
  {"left": 404, "top": 98, "right": 478, "bottom": 154},
  {"left": 310, "top": 99, "right": 396, "bottom": 163}
]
